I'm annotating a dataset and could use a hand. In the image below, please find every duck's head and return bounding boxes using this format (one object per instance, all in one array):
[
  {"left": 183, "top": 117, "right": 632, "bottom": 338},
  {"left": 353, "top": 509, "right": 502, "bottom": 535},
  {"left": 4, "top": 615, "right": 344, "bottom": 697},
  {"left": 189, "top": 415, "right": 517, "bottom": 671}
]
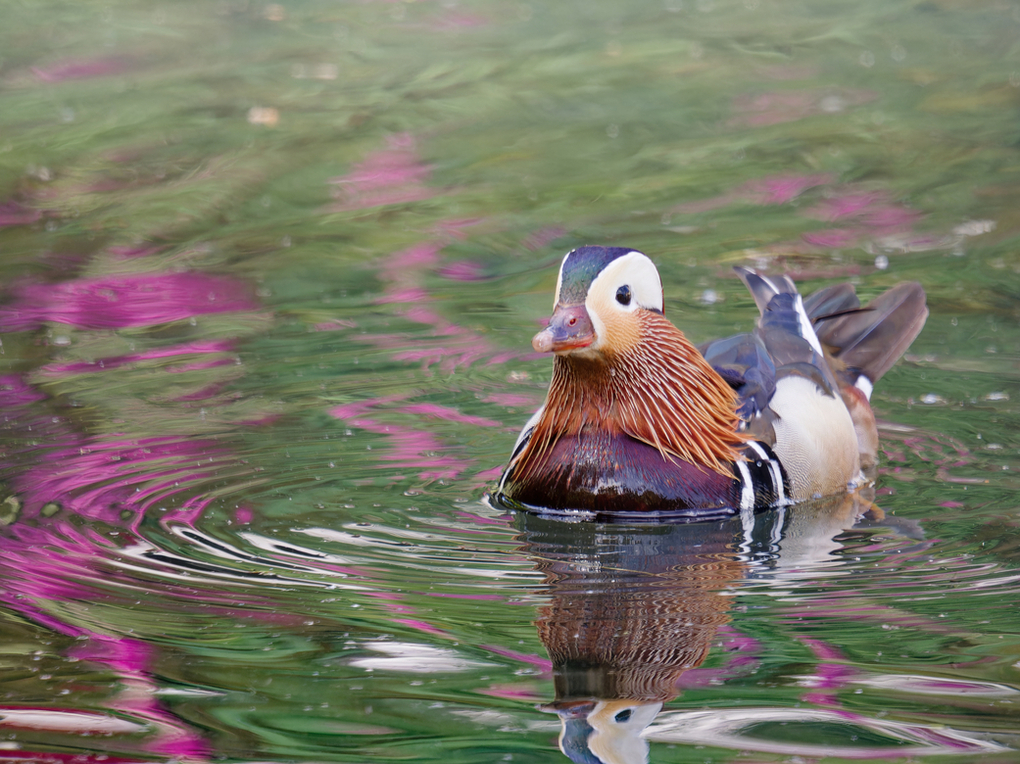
[
  {"left": 546, "top": 698, "right": 662, "bottom": 764},
  {"left": 532, "top": 247, "right": 664, "bottom": 360}
]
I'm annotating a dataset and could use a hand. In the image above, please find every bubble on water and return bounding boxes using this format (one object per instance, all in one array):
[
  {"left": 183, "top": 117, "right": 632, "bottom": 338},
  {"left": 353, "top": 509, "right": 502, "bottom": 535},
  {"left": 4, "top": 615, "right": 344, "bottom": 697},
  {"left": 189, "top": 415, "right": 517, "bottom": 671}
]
[
  {"left": 860, "top": 50, "right": 875, "bottom": 68},
  {"left": 874, "top": 254, "right": 889, "bottom": 270},
  {"left": 819, "top": 95, "right": 845, "bottom": 113},
  {"left": 920, "top": 393, "right": 944, "bottom": 405},
  {"left": 247, "top": 107, "right": 279, "bottom": 127}
]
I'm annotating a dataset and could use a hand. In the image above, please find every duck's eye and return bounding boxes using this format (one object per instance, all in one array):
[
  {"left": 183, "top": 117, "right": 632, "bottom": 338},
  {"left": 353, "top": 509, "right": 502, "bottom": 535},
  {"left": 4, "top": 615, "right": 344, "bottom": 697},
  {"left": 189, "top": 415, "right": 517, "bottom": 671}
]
[
  {"left": 614, "top": 709, "right": 633, "bottom": 723},
  {"left": 615, "top": 285, "right": 632, "bottom": 306}
]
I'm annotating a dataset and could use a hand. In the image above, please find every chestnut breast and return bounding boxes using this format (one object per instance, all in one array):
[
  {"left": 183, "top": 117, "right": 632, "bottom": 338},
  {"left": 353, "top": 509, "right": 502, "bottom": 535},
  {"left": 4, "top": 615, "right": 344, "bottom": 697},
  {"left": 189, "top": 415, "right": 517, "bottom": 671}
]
[{"left": 503, "top": 428, "right": 742, "bottom": 514}]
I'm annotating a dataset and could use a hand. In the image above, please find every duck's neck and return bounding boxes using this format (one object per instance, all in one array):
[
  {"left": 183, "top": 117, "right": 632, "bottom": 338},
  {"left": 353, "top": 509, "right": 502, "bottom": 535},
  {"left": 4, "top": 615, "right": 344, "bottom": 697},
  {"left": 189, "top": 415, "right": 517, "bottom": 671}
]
[{"left": 523, "top": 314, "right": 746, "bottom": 475}]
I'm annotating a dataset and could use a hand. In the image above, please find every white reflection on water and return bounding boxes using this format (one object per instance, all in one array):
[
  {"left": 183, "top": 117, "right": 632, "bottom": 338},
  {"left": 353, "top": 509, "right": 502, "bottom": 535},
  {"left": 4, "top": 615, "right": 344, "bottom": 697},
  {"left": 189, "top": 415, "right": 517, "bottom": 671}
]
[
  {"left": 0, "top": 708, "right": 147, "bottom": 735},
  {"left": 855, "top": 673, "right": 1020, "bottom": 698},
  {"left": 348, "top": 640, "right": 497, "bottom": 673},
  {"left": 649, "top": 706, "right": 1009, "bottom": 758}
]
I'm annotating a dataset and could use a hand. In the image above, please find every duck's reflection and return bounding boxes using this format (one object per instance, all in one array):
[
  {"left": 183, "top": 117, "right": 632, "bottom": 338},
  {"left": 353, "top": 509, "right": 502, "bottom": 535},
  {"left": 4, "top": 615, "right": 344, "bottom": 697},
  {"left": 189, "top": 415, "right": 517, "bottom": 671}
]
[{"left": 517, "top": 494, "right": 880, "bottom": 764}]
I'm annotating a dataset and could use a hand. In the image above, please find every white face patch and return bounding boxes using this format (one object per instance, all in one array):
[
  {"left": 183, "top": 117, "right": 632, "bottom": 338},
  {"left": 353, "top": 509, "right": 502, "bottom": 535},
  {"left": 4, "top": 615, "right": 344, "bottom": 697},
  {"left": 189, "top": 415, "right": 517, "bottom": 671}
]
[
  {"left": 587, "top": 251, "right": 663, "bottom": 312},
  {"left": 584, "top": 251, "right": 663, "bottom": 350}
]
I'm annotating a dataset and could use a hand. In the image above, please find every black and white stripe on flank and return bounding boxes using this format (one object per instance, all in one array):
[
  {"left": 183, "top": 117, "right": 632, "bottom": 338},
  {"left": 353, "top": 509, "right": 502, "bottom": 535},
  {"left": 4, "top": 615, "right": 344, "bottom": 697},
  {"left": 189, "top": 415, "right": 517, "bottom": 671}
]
[
  {"left": 740, "top": 440, "right": 789, "bottom": 508},
  {"left": 497, "top": 406, "right": 543, "bottom": 493}
]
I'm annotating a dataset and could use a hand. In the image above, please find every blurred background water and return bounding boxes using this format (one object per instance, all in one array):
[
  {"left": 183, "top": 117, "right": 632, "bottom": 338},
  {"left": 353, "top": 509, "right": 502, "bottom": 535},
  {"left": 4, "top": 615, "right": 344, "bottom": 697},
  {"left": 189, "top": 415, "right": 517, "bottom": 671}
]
[{"left": 0, "top": 0, "right": 1019, "bottom": 762}]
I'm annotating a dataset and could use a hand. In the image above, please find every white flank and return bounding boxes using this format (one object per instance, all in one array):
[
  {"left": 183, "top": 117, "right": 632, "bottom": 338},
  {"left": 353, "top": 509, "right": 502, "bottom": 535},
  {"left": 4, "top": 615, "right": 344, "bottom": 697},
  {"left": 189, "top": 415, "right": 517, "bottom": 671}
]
[{"left": 768, "top": 375, "right": 859, "bottom": 500}]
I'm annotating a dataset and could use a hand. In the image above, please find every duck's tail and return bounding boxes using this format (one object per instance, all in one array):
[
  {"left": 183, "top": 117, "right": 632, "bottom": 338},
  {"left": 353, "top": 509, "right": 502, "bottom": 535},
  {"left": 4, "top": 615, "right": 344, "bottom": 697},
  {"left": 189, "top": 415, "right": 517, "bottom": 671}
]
[
  {"left": 805, "top": 281, "right": 928, "bottom": 399},
  {"left": 735, "top": 267, "right": 928, "bottom": 473},
  {"left": 805, "top": 279, "right": 927, "bottom": 470}
]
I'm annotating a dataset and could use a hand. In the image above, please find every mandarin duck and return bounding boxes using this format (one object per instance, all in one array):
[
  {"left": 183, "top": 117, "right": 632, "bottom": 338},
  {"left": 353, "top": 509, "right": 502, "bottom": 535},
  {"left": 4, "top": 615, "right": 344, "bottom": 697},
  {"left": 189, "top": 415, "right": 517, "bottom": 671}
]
[{"left": 496, "top": 246, "right": 927, "bottom": 519}]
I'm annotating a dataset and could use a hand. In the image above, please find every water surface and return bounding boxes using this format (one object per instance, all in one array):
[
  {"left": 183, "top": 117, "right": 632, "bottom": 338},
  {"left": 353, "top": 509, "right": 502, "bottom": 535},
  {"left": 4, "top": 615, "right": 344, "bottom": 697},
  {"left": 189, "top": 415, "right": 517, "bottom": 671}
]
[{"left": 1, "top": 1, "right": 1019, "bottom": 762}]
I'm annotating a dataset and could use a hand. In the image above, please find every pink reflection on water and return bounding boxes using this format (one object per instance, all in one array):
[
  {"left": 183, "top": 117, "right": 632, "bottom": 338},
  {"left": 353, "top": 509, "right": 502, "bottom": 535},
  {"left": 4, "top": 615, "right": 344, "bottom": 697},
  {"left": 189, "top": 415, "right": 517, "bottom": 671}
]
[
  {"left": 429, "top": 217, "right": 484, "bottom": 240},
  {"left": 0, "top": 200, "right": 42, "bottom": 227},
  {"left": 67, "top": 636, "right": 210, "bottom": 760},
  {"left": 362, "top": 238, "right": 535, "bottom": 372},
  {"left": 484, "top": 392, "right": 542, "bottom": 408},
  {"left": 877, "top": 429, "right": 973, "bottom": 484},
  {"left": 390, "top": 617, "right": 451, "bottom": 638},
  {"left": 426, "top": 10, "right": 489, "bottom": 30},
  {"left": 438, "top": 260, "right": 489, "bottom": 281},
  {"left": 0, "top": 272, "right": 259, "bottom": 330},
  {"left": 327, "top": 133, "right": 436, "bottom": 211},
  {"left": 476, "top": 684, "right": 544, "bottom": 701},
  {"left": 330, "top": 398, "right": 472, "bottom": 480},
  {"left": 676, "top": 627, "right": 762, "bottom": 689},
  {"left": 31, "top": 57, "right": 131, "bottom": 82},
  {"left": 482, "top": 645, "right": 552, "bottom": 673},
  {"left": 0, "top": 377, "right": 233, "bottom": 759},
  {"left": 806, "top": 192, "right": 886, "bottom": 221},
  {"left": 329, "top": 138, "right": 537, "bottom": 379},
  {"left": 401, "top": 403, "right": 501, "bottom": 428},
  {"left": 729, "top": 88, "right": 876, "bottom": 128},
  {"left": 312, "top": 318, "right": 358, "bottom": 331},
  {"left": 797, "top": 638, "right": 856, "bottom": 708},
  {"left": 744, "top": 173, "right": 834, "bottom": 205},
  {"left": 36, "top": 339, "right": 238, "bottom": 377},
  {"left": 522, "top": 226, "right": 566, "bottom": 251},
  {"left": 673, "top": 173, "right": 833, "bottom": 213},
  {"left": 108, "top": 244, "right": 165, "bottom": 259},
  {"left": 426, "top": 592, "right": 504, "bottom": 601},
  {"left": 15, "top": 437, "right": 227, "bottom": 522},
  {"left": 800, "top": 190, "right": 926, "bottom": 250},
  {"left": 801, "top": 227, "right": 863, "bottom": 249},
  {"left": 0, "top": 376, "right": 231, "bottom": 529}
]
